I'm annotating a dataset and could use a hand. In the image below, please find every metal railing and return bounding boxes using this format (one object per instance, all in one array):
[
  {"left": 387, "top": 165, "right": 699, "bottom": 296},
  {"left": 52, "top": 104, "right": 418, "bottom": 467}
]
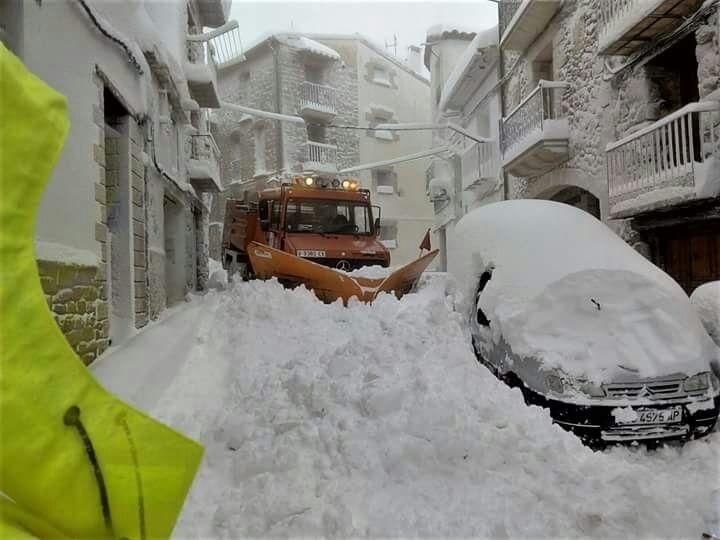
[
  {"left": 500, "top": 80, "right": 568, "bottom": 155},
  {"left": 606, "top": 102, "right": 720, "bottom": 197},
  {"left": 499, "top": 1, "right": 522, "bottom": 40},
  {"left": 187, "top": 20, "right": 244, "bottom": 67},
  {"left": 299, "top": 82, "right": 336, "bottom": 114},
  {"left": 190, "top": 133, "right": 220, "bottom": 163},
  {"left": 479, "top": 140, "right": 501, "bottom": 179},
  {"left": 305, "top": 141, "right": 337, "bottom": 166}
]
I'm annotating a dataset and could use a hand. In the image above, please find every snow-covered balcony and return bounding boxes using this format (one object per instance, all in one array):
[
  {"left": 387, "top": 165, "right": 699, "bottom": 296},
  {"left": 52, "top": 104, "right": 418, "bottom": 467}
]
[
  {"left": 304, "top": 141, "right": 338, "bottom": 174},
  {"left": 298, "top": 82, "right": 337, "bottom": 121},
  {"left": 186, "top": 21, "right": 245, "bottom": 108},
  {"left": 188, "top": 133, "right": 222, "bottom": 192},
  {"left": 598, "top": 0, "right": 703, "bottom": 56},
  {"left": 499, "top": 0, "right": 562, "bottom": 51},
  {"left": 606, "top": 101, "right": 720, "bottom": 218},
  {"left": 500, "top": 80, "right": 569, "bottom": 178},
  {"left": 461, "top": 141, "right": 501, "bottom": 195}
]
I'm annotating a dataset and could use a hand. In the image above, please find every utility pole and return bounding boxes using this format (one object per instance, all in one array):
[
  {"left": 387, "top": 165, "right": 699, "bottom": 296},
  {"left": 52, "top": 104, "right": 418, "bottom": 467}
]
[{"left": 385, "top": 34, "right": 398, "bottom": 57}]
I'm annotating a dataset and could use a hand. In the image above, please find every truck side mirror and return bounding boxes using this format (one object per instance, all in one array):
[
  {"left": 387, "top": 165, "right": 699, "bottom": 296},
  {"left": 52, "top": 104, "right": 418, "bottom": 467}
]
[{"left": 374, "top": 217, "right": 381, "bottom": 235}]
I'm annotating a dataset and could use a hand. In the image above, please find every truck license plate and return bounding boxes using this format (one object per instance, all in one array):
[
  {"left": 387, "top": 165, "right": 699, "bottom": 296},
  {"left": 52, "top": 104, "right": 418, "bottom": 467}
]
[
  {"left": 297, "top": 250, "right": 325, "bottom": 258},
  {"left": 617, "top": 406, "right": 682, "bottom": 425}
]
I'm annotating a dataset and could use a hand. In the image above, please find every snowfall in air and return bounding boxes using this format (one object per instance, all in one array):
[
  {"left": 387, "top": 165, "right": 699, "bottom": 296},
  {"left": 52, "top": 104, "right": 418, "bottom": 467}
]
[{"left": 94, "top": 274, "right": 720, "bottom": 538}]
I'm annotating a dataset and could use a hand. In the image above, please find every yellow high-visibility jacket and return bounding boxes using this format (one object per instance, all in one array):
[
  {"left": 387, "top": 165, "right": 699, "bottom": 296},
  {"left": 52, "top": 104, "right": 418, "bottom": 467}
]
[{"left": 0, "top": 43, "right": 203, "bottom": 539}]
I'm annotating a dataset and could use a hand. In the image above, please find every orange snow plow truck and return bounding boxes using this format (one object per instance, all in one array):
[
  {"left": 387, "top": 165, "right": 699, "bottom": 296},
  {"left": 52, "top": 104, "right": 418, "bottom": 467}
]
[{"left": 221, "top": 175, "right": 438, "bottom": 304}]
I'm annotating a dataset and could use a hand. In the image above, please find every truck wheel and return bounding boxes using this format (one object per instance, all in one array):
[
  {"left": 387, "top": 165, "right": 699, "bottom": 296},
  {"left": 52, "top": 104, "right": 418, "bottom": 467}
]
[{"left": 237, "top": 263, "right": 251, "bottom": 282}]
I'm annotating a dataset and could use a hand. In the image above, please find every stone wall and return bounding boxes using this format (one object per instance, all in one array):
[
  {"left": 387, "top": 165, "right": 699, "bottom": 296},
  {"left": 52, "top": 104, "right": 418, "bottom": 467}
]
[{"left": 38, "top": 261, "right": 108, "bottom": 365}]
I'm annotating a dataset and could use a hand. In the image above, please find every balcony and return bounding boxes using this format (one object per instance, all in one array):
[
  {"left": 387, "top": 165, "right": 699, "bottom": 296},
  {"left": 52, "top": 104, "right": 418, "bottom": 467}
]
[
  {"left": 186, "top": 21, "right": 245, "bottom": 107},
  {"left": 499, "top": 0, "right": 562, "bottom": 52},
  {"left": 606, "top": 102, "right": 720, "bottom": 218},
  {"left": 304, "top": 141, "right": 337, "bottom": 174},
  {"left": 298, "top": 82, "right": 337, "bottom": 121},
  {"left": 500, "top": 80, "right": 569, "bottom": 178},
  {"left": 188, "top": 134, "right": 222, "bottom": 192},
  {"left": 461, "top": 141, "right": 501, "bottom": 195},
  {"left": 598, "top": 0, "right": 703, "bottom": 56}
]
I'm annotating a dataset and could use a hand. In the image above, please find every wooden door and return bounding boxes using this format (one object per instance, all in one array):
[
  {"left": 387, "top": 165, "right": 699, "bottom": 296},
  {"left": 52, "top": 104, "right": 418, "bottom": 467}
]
[{"left": 658, "top": 223, "right": 720, "bottom": 294}]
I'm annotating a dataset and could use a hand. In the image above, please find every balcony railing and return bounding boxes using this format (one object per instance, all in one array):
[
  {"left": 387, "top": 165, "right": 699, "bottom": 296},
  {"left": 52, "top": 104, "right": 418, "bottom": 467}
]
[
  {"left": 479, "top": 140, "right": 501, "bottom": 180},
  {"left": 606, "top": 102, "right": 720, "bottom": 215},
  {"left": 461, "top": 141, "right": 501, "bottom": 191},
  {"left": 597, "top": 0, "right": 703, "bottom": 55},
  {"left": 188, "top": 133, "right": 222, "bottom": 192},
  {"left": 206, "top": 21, "right": 245, "bottom": 66},
  {"left": 501, "top": 80, "right": 568, "bottom": 153},
  {"left": 299, "top": 81, "right": 337, "bottom": 118},
  {"left": 304, "top": 141, "right": 337, "bottom": 171}
]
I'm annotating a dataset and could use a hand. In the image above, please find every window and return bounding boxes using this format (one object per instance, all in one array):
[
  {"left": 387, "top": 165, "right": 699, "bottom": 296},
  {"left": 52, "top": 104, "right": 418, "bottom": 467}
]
[
  {"left": 284, "top": 199, "right": 373, "bottom": 235},
  {"left": 307, "top": 124, "right": 326, "bottom": 144},
  {"left": 305, "top": 64, "right": 323, "bottom": 84},
  {"left": 374, "top": 168, "right": 397, "bottom": 194},
  {"left": 270, "top": 201, "right": 280, "bottom": 231},
  {"left": 379, "top": 220, "right": 398, "bottom": 249},
  {"left": 372, "top": 114, "right": 394, "bottom": 141},
  {"left": 372, "top": 65, "right": 391, "bottom": 87}
]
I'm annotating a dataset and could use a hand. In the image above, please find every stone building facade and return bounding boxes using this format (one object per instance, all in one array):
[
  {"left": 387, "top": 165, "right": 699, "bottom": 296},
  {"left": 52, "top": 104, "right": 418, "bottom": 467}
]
[
  {"left": 212, "top": 33, "right": 434, "bottom": 266},
  {"left": 424, "top": 25, "right": 503, "bottom": 270},
  {"left": 494, "top": 0, "right": 720, "bottom": 293},
  {"left": 1, "top": 0, "right": 238, "bottom": 362}
]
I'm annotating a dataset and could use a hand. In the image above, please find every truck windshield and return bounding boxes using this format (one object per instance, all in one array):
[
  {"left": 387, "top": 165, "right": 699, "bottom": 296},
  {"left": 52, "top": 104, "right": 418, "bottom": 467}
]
[{"left": 285, "top": 199, "right": 373, "bottom": 235}]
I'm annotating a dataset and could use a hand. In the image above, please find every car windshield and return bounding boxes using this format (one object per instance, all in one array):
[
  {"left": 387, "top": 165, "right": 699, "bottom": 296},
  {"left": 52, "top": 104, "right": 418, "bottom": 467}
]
[{"left": 285, "top": 199, "right": 373, "bottom": 235}]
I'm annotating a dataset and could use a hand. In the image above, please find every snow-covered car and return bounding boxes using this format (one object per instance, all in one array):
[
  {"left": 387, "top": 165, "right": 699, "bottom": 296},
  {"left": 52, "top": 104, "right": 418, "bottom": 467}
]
[
  {"left": 690, "top": 281, "right": 720, "bottom": 347},
  {"left": 450, "top": 200, "right": 720, "bottom": 445}
]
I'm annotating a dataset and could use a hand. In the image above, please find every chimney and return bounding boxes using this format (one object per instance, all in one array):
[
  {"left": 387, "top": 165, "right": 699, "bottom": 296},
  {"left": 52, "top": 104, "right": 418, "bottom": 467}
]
[{"left": 406, "top": 45, "right": 423, "bottom": 75}]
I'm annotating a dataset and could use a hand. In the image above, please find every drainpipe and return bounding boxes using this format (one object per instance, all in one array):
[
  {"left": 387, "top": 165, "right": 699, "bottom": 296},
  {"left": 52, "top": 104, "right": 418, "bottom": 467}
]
[
  {"left": 270, "top": 40, "right": 285, "bottom": 176},
  {"left": 498, "top": 39, "right": 508, "bottom": 201}
]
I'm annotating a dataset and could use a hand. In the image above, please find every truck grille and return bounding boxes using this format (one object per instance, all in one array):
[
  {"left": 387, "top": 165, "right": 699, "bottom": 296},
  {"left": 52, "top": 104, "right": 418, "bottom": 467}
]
[
  {"left": 309, "top": 258, "right": 385, "bottom": 271},
  {"left": 603, "top": 378, "right": 684, "bottom": 399}
]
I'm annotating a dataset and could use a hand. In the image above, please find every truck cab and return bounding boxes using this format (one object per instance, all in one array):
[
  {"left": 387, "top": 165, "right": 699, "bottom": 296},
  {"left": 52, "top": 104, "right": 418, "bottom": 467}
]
[{"left": 259, "top": 177, "right": 390, "bottom": 271}]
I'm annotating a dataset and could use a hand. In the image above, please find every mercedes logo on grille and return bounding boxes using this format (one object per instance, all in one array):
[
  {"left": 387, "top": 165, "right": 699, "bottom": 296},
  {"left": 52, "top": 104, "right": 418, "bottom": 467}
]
[{"left": 336, "top": 260, "right": 351, "bottom": 271}]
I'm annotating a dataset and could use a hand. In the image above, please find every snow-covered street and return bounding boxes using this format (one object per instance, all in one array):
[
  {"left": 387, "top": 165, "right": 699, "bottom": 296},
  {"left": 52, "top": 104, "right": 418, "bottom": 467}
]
[{"left": 92, "top": 276, "right": 720, "bottom": 538}]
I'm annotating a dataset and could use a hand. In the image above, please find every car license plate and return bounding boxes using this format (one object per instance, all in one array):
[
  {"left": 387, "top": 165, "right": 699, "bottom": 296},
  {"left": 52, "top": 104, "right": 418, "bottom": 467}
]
[
  {"left": 617, "top": 406, "right": 682, "bottom": 425},
  {"left": 297, "top": 250, "right": 325, "bottom": 258}
]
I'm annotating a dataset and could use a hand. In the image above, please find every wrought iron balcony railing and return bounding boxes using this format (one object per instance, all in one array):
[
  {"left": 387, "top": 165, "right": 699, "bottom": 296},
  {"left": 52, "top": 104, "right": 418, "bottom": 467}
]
[{"left": 299, "top": 82, "right": 337, "bottom": 115}]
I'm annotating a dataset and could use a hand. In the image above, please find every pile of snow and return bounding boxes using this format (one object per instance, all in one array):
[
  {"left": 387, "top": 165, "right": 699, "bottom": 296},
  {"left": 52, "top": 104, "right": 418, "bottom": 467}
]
[
  {"left": 691, "top": 281, "right": 720, "bottom": 347},
  {"left": 144, "top": 275, "right": 720, "bottom": 538},
  {"left": 207, "top": 259, "right": 228, "bottom": 291},
  {"left": 343, "top": 264, "right": 393, "bottom": 279},
  {"left": 450, "top": 200, "right": 718, "bottom": 382}
]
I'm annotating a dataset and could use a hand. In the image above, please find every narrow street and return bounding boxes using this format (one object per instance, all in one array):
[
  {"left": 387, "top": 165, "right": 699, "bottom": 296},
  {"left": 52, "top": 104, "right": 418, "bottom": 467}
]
[{"left": 93, "top": 277, "right": 720, "bottom": 538}]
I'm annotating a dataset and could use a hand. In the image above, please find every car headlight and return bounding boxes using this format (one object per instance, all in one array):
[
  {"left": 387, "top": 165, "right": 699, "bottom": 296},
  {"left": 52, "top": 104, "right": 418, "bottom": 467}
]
[
  {"left": 684, "top": 372, "right": 710, "bottom": 392},
  {"left": 577, "top": 381, "right": 605, "bottom": 398},
  {"left": 711, "top": 372, "right": 720, "bottom": 391},
  {"left": 545, "top": 375, "right": 564, "bottom": 394}
]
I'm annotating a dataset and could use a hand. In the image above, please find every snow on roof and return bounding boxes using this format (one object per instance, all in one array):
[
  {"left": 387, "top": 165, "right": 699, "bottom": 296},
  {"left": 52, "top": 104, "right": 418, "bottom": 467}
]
[
  {"left": 240, "top": 32, "right": 341, "bottom": 61},
  {"left": 450, "top": 200, "right": 717, "bottom": 382},
  {"left": 439, "top": 26, "right": 498, "bottom": 112},
  {"left": 426, "top": 24, "right": 477, "bottom": 40},
  {"left": 34, "top": 240, "right": 99, "bottom": 267},
  {"left": 287, "top": 35, "right": 341, "bottom": 60}
]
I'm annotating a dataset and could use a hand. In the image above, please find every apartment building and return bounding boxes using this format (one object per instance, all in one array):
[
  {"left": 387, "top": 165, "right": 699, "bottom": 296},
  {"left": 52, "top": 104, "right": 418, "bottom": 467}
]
[
  {"left": 0, "top": 0, "right": 240, "bottom": 361},
  {"left": 496, "top": 0, "right": 719, "bottom": 292},
  {"left": 212, "top": 33, "right": 434, "bottom": 266},
  {"left": 424, "top": 25, "right": 502, "bottom": 269}
]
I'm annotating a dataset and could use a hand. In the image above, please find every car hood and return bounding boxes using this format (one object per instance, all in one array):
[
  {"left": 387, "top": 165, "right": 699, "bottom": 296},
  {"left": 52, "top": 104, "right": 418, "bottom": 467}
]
[
  {"left": 284, "top": 234, "right": 388, "bottom": 260},
  {"left": 489, "top": 269, "right": 718, "bottom": 383}
]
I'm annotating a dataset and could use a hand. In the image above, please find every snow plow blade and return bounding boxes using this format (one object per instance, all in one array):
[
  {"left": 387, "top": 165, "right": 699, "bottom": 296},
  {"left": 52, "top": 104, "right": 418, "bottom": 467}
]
[{"left": 247, "top": 241, "right": 439, "bottom": 304}]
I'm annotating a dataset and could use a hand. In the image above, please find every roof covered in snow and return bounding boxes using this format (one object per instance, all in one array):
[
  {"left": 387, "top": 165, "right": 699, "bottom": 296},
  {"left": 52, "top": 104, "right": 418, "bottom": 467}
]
[
  {"left": 450, "top": 200, "right": 718, "bottom": 382},
  {"left": 439, "top": 26, "right": 498, "bottom": 112},
  {"left": 277, "top": 35, "right": 341, "bottom": 60},
  {"left": 426, "top": 24, "right": 477, "bottom": 41}
]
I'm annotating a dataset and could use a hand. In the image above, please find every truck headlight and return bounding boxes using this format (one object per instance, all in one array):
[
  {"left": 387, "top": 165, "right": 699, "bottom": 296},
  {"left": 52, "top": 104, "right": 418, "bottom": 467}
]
[{"left": 684, "top": 372, "right": 710, "bottom": 392}]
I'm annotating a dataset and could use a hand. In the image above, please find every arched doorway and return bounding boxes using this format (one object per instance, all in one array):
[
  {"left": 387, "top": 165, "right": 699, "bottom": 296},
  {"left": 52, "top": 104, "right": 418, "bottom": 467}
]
[{"left": 546, "top": 186, "right": 601, "bottom": 219}]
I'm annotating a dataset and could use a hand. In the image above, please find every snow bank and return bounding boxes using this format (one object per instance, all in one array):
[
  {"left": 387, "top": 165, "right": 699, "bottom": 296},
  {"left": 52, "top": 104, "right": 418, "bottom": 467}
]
[
  {"left": 207, "top": 259, "right": 228, "bottom": 291},
  {"left": 691, "top": 281, "right": 720, "bottom": 347},
  {"left": 451, "top": 200, "right": 717, "bottom": 382},
  {"left": 147, "top": 276, "right": 720, "bottom": 538}
]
